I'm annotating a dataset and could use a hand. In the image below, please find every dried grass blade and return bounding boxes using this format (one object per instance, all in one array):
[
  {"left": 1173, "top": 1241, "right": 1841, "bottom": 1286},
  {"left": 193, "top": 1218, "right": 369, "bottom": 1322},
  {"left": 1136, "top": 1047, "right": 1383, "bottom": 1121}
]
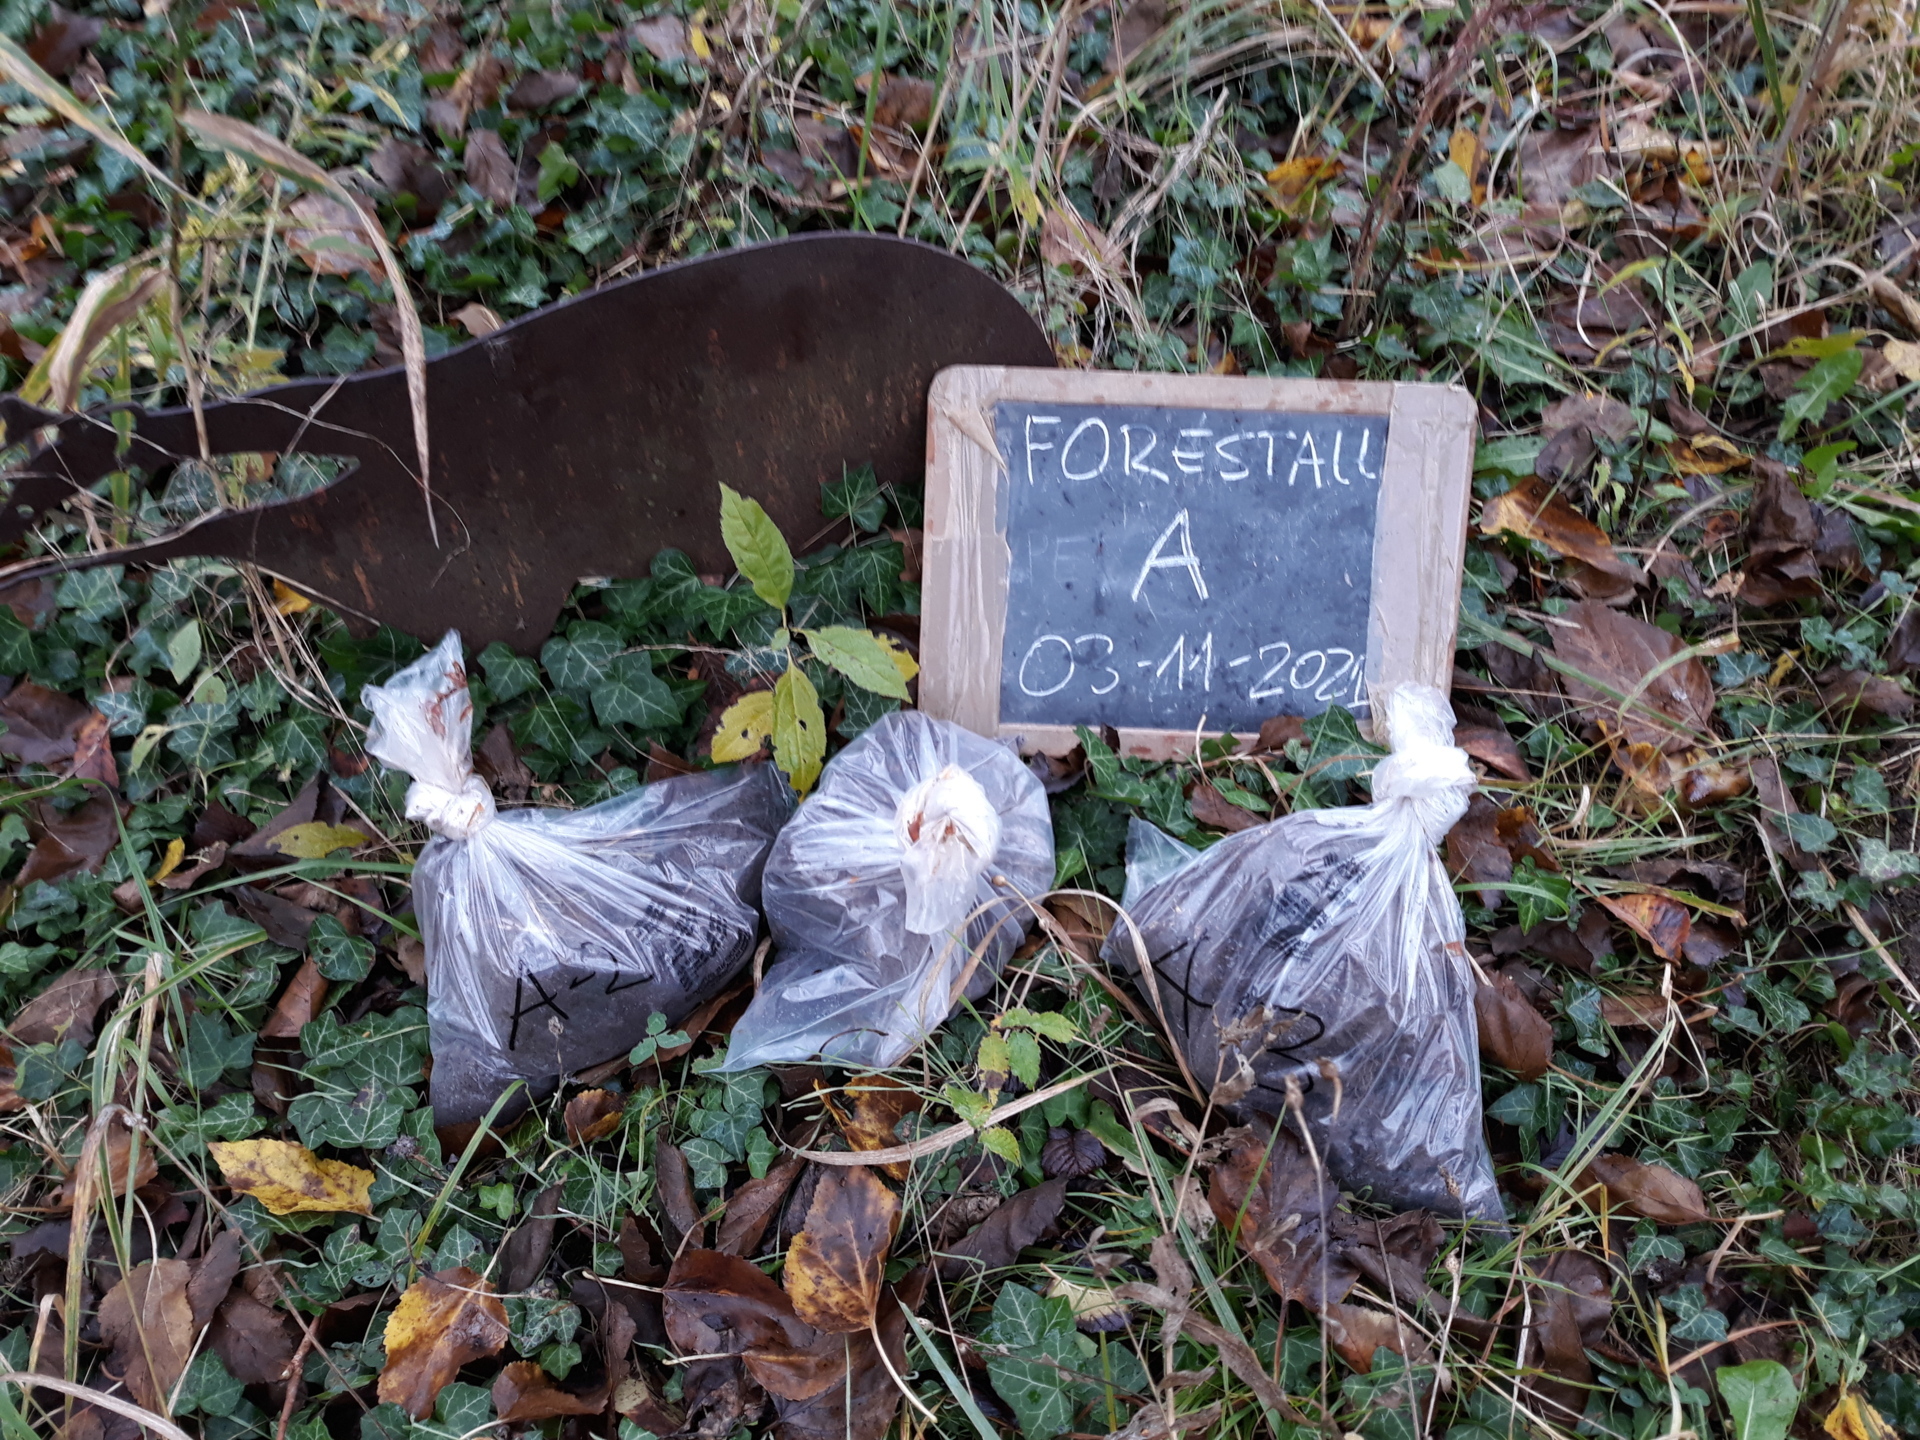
[
  {"left": 180, "top": 109, "right": 437, "bottom": 545},
  {"left": 0, "top": 38, "right": 181, "bottom": 197}
]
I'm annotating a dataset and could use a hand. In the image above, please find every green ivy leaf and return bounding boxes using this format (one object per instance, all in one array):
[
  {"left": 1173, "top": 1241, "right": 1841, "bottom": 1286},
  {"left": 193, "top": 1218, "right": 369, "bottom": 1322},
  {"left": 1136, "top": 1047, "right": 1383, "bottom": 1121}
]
[
  {"left": 543, "top": 621, "right": 622, "bottom": 693},
  {"left": 719, "top": 484, "right": 794, "bottom": 611},
  {"left": 772, "top": 663, "right": 825, "bottom": 792},
  {"left": 480, "top": 640, "right": 542, "bottom": 703},
  {"left": 182, "top": 1011, "right": 254, "bottom": 1088},
  {"left": 167, "top": 619, "right": 202, "bottom": 684},
  {"left": 536, "top": 142, "right": 580, "bottom": 204},
  {"left": 1781, "top": 349, "right": 1862, "bottom": 440},
  {"left": 287, "top": 1082, "right": 410, "bottom": 1150},
  {"left": 1777, "top": 811, "right": 1837, "bottom": 854},
  {"left": 822, "top": 466, "right": 886, "bottom": 533},
  {"left": 591, "top": 651, "right": 680, "bottom": 730},
  {"left": 310, "top": 915, "right": 374, "bottom": 983},
  {"left": 803, "top": 625, "right": 909, "bottom": 699}
]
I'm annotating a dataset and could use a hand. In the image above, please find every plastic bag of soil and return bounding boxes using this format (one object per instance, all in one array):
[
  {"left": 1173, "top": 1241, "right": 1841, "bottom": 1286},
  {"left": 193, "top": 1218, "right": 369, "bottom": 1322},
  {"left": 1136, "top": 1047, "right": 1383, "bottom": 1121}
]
[
  {"left": 363, "top": 632, "right": 793, "bottom": 1123},
  {"left": 721, "top": 710, "right": 1054, "bottom": 1071},
  {"left": 1103, "top": 685, "right": 1500, "bottom": 1220}
]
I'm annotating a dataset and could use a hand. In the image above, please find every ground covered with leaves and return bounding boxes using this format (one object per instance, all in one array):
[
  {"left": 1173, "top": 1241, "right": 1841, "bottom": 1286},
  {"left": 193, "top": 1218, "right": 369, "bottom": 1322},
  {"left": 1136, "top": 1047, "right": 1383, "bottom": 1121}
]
[{"left": 2, "top": 0, "right": 1920, "bottom": 1436}]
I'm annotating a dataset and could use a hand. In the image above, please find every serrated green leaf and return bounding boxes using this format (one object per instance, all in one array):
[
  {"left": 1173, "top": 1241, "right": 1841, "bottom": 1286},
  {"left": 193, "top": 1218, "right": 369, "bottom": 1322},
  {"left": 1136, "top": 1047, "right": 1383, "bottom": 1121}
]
[
  {"left": 1782, "top": 349, "right": 1862, "bottom": 441},
  {"left": 1006, "top": 1031, "right": 1041, "bottom": 1089},
  {"left": 999, "top": 1008, "right": 1080, "bottom": 1042},
  {"left": 978, "top": 1031, "right": 1011, "bottom": 1076},
  {"left": 978, "top": 1125, "right": 1023, "bottom": 1166},
  {"left": 719, "top": 484, "right": 794, "bottom": 610},
  {"left": 591, "top": 651, "right": 680, "bottom": 729},
  {"left": 772, "top": 664, "right": 825, "bottom": 792},
  {"left": 803, "top": 625, "right": 910, "bottom": 699}
]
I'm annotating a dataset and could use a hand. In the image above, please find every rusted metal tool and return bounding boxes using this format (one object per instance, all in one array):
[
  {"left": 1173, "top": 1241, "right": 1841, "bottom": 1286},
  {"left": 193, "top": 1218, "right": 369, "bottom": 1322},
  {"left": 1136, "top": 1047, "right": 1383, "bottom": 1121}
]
[{"left": 0, "top": 233, "right": 1053, "bottom": 650}]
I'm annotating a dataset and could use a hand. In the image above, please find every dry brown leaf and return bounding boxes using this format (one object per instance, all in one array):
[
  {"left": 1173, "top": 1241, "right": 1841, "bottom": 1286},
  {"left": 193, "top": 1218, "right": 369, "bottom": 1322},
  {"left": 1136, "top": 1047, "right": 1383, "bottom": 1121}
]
[
  {"left": 564, "top": 1088, "right": 625, "bottom": 1145},
  {"left": 786, "top": 1165, "right": 898, "bottom": 1333},
  {"left": 1523, "top": 1251, "right": 1612, "bottom": 1422},
  {"left": 1551, "top": 600, "right": 1714, "bottom": 753},
  {"left": 450, "top": 302, "right": 502, "bottom": 338},
  {"left": 57, "top": 1115, "right": 156, "bottom": 1205},
  {"left": 663, "top": 1248, "right": 816, "bottom": 1356},
  {"left": 10, "top": 964, "right": 116, "bottom": 1045},
  {"left": 18, "top": 795, "right": 123, "bottom": 887},
  {"left": 1321, "top": 1301, "right": 1431, "bottom": 1373},
  {"left": 210, "top": 1289, "right": 298, "bottom": 1388},
  {"left": 284, "top": 193, "right": 381, "bottom": 277},
  {"left": 99, "top": 1259, "right": 195, "bottom": 1410},
  {"left": 759, "top": 1275, "right": 925, "bottom": 1440},
  {"left": 832, "top": 1076, "right": 923, "bottom": 1180},
  {"left": 1475, "top": 972, "right": 1553, "bottom": 1080},
  {"left": 1188, "top": 780, "right": 1262, "bottom": 833},
  {"left": 378, "top": 1267, "right": 510, "bottom": 1419},
  {"left": 1455, "top": 723, "right": 1530, "bottom": 780},
  {"left": 492, "top": 1359, "right": 608, "bottom": 1421},
  {"left": 464, "top": 127, "right": 518, "bottom": 207},
  {"left": 1741, "top": 460, "right": 1822, "bottom": 606},
  {"left": 208, "top": 1138, "right": 374, "bottom": 1216},
  {"left": 655, "top": 1140, "right": 705, "bottom": 1250},
  {"left": 1207, "top": 1118, "right": 1355, "bottom": 1310},
  {"left": 934, "top": 1176, "right": 1068, "bottom": 1279},
  {"left": 1580, "top": 1153, "right": 1708, "bottom": 1223},
  {"left": 1040, "top": 205, "right": 1124, "bottom": 275},
  {"left": 1816, "top": 668, "right": 1913, "bottom": 719},
  {"left": 1445, "top": 793, "right": 1513, "bottom": 906},
  {"left": 1483, "top": 479, "right": 1642, "bottom": 585},
  {"left": 716, "top": 1156, "right": 804, "bottom": 1257},
  {"left": 1597, "top": 892, "right": 1691, "bottom": 962}
]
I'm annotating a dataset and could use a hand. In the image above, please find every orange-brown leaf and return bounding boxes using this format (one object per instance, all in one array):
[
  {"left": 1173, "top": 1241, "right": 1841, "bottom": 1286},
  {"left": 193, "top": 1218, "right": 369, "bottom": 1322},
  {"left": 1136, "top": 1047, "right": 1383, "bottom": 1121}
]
[
  {"left": 99, "top": 1260, "right": 195, "bottom": 1410},
  {"left": 1579, "top": 1153, "right": 1708, "bottom": 1224},
  {"left": 1482, "top": 476, "right": 1642, "bottom": 581},
  {"left": 1474, "top": 974, "right": 1553, "bottom": 1080},
  {"left": 785, "top": 1165, "right": 899, "bottom": 1334},
  {"left": 493, "top": 1360, "right": 608, "bottom": 1422},
  {"left": 1597, "top": 892, "right": 1691, "bottom": 962},
  {"left": 564, "top": 1088, "right": 624, "bottom": 1145},
  {"left": 378, "top": 1267, "right": 510, "bottom": 1419}
]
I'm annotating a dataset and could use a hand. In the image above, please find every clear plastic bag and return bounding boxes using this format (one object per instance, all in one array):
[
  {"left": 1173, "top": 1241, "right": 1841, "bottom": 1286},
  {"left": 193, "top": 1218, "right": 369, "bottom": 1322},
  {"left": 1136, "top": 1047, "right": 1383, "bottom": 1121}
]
[
  {"left": 1103, "top": 685, "right": 1501, "bottom": 1220},
  {"left": 363, "top": 632, "right": 794, "bottom": 1123},
  {"left": 721, "top": 711, "right": 1054, "bottom": 1071}
]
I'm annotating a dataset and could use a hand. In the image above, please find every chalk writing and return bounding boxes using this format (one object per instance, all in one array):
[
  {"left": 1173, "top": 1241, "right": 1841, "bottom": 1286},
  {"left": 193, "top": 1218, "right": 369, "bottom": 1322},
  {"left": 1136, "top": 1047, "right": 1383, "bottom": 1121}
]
[{"left": 997, "top": 400, "right": 1387, "bottom": 731}]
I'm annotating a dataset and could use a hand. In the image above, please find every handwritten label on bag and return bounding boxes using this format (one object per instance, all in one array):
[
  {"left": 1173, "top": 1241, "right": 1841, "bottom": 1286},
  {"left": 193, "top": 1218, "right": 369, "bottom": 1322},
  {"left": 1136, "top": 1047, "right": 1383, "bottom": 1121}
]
[{"left": 995, "top": 401, "right": 1388, "bottom": 731}]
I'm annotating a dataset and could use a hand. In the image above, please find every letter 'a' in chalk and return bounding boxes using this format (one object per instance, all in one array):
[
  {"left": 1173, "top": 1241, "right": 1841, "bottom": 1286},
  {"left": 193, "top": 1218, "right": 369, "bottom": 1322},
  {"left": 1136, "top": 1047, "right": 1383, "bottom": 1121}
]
[{"left": 919, "top": 368, "right": 1476, "bottom": 760}]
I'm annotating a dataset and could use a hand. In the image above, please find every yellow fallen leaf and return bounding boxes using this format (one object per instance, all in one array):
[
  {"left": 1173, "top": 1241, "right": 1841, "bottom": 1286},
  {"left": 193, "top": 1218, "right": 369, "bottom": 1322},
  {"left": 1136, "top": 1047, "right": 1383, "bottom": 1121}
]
[
  {"left": 712, "top": 690, "right": 775, "bottom": 763},
  {"left": 271, "top": 821, "right": 371, "bottom": 858},
  {"left": 273, "top": 579, "right": 312, "bottom": 615},
  {"left": 1886, "top": 338, "right": 1920, "bottom": 383},
  {"left": 1265, "top": 155, "right": 1340, "bottom": 203},
  {"left": 1826, "top": 1391, "right": 1897, "bottom": 1440},
  {"left": 150, "top": 837, "right": 185, "bottom": 883},
  {"left": 209, "top": 1139, "right": 374, "bottom": 1216},
  {"left": 380, "top": 1267, "right": 510, "bottom": 1419},
  {"left": 878, "top": 633, "right": 919, "bottom": 685}
]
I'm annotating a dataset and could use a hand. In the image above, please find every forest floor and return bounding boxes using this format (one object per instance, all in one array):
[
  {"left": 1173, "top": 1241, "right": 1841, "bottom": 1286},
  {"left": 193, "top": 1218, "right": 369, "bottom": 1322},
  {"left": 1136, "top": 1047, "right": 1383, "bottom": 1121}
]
[{"left": 1, "top": 0, "right": 1919, "bottom": 1437}]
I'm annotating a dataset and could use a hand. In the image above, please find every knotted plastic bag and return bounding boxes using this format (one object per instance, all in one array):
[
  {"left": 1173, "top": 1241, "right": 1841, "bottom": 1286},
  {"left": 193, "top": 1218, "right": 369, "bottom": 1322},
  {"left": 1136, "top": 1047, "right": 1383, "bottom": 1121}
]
[
  {"left": 721, "top": 711, "right": 1053, "bottom": 1071},
  {"left": 1103, "top": 685, "right": 1501, "bottom": 1220},
  {"left": 363, "top": 632, "right": 793, "bottom": 1123}
]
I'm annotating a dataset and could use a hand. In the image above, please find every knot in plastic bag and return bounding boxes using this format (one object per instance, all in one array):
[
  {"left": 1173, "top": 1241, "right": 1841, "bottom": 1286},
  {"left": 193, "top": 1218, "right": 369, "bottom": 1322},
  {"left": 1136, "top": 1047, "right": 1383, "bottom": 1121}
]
[
  {"left": 404, "top": 774, "right": 497, "bottom": 840},
  {"left": 895, "top": 764, "right": 1001, "bottom": 935},
  {"left": 1368, "top": 684, "right": 1474, "bottom": 845}
]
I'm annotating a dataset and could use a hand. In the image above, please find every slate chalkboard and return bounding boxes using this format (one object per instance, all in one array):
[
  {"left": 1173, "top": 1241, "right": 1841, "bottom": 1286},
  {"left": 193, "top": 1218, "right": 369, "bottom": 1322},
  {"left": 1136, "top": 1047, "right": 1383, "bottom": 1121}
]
[
  {"left": 921, "top": 368, "right": 1476, "bottom": 757},
  {"left": 996, "top": 400, "right": 1388, "bottom": 732}
]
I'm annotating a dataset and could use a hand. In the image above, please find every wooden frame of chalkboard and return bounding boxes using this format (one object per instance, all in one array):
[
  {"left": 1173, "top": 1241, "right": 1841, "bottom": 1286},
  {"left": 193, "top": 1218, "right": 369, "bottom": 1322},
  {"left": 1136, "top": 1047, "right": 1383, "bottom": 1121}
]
[{"left": 919, "top": 366, "right": 1477, "bottom": 758}]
